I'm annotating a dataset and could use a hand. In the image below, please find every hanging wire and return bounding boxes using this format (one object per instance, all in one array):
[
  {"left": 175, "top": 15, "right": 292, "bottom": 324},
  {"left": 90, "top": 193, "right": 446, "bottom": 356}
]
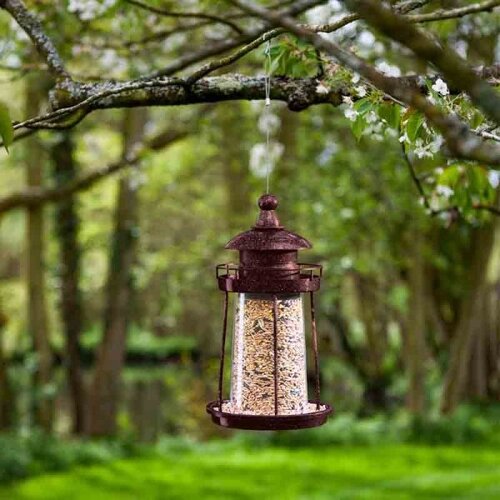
[{"left": 263, "top": 40, "right": 272, "bottom": 194}]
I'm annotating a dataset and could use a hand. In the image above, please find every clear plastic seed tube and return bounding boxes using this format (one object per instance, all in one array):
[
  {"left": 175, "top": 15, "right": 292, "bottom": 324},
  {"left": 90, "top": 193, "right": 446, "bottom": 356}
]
[{"left": 226, "top": 293, "right": 308, "bottom": 415}]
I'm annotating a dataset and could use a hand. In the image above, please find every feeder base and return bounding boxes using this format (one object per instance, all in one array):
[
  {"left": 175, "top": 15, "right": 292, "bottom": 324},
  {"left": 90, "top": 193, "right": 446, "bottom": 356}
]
[{"left": 206, "top": 400, "right": 333, "bottom": 431}]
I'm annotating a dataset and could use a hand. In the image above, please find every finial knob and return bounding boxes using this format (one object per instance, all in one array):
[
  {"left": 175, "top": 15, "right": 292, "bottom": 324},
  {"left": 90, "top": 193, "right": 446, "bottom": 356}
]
[{"left": 258, "top": 194, "right": 278, "bottom": 211}]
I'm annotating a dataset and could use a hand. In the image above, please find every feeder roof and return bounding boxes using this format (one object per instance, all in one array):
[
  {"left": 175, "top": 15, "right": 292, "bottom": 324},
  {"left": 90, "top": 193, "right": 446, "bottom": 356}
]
[{"left": 225, "top": 194, "right": 312, "bottom": 251}]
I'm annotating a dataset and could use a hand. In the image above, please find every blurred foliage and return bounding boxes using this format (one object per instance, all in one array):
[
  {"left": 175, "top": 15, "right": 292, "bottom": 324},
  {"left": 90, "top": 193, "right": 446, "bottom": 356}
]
[
  {"left": 0, "top": 430, "right": 139, "bottom": 484},
  {"left": 0, "top": 404, "right": 499, "bottom": 488},
  {"left": 0, "top": 2, "right": 498, "bottom": 485}
]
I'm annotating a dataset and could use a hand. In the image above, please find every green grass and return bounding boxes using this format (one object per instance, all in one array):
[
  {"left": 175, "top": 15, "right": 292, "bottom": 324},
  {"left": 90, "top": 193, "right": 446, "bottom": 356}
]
[{"left": 1, "top": 444, "right": 499, "bottom": 499}]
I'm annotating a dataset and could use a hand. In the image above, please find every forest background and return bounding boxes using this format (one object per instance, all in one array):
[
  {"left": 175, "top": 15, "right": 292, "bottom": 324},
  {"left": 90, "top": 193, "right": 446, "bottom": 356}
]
[{"left": 0, "top": 1, "right": 499, "bottom": 498}]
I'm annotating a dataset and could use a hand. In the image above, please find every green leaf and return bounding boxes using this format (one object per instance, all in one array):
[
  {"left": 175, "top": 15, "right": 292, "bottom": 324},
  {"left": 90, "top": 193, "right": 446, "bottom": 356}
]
[
  {"left": 268, "top": 36, "right": 318, "bottom": 77},
  {"left": 354, "top": 97, "right": 373, "bottom": 116},
  {"left": 378, "top": 102, "right": 401, "bottom": 129},
  {"left": 405, "top": 112, "right": 424, "bottom": 142},
  {"left": 351, "top": 116, "right": 366, "bottom": 141},
  {"left": 0, "top": 101, "right": 13, "bottom": 152},
  {"left": 438, "top": 164, "right": 495, "bottom": 215}
]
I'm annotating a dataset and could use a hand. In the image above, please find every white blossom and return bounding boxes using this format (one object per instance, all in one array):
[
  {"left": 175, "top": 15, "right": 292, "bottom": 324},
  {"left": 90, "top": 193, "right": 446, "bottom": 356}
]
[
  {"left": 344, "top": 107, "right": 358, "bottom": 121},
  {"left": 306, "top": 5, "right": 332, "bottom": 24},
  {"left": 68, "top": 0, "right": 116, "bottom": 21},
  {"left": 436, "top": 185, "right": 454, "bottom": 198},
  {"left": 355, "top": 85, "right": 367, "bottom": 97},
  {"left": 429, "top": 135, "right": 444, "bottom": 153},
  {"left": 365, "top": 111, "right": 378, "bottom": 124},
  {"left": 414, "top": 139, "right": 433, "bottom": 159},
  {"left": 488, "top": 170, "right": 500, "bottom": 188},
  {"left": 351, "top": 73, "right": 360, "bottom": 84},
  {"left": 431, "top": 78, "right": 449, "bottom": 96},
  {"left": 316, "top": 82, "right": 330, "bottom": 95},
  {"left": 329, "top": 0, "right": 343, "bottom": 12},
  {"left": 376, "top": 61, "right": 401, "bottom": 77},
  {"left": 358, "top": 30, "right": 376, "bottom": 48}
]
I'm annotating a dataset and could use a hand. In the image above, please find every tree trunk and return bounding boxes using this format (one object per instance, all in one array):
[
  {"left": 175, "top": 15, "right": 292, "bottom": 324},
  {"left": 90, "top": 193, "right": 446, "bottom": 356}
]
[
  {"left": 405, "top": 230, "right": 427, "bottom": 414},
  {"left": 219, "top": 104, "right": 251, "bottom": 232},
  {"left": 0, "top": 312, "right": 13, "bottom": 429},
  {"left": 487, "top": 280, "right": 500, "bottom": 399},
  {"left": 88, "top": 108, "right": 147, "bottom": 436},
  {"left": 51, "top": 132, "right": 86, "bottom": 434},
  {"left": 441, "top": 223, "right": 496, "bottom": 414},
  {"left": 467, "top": 290, "right": 489, "bottom": 400},
  {"left": 351, "top": 273, "right": 391, "bottom": 413},
  {"left": 25, "top": 74, "right": 53, "bottom": 431}
]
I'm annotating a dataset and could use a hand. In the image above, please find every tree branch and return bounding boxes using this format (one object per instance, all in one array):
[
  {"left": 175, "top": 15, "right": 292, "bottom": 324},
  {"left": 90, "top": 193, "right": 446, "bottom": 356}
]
[
  {"left": 472, "top": 203, "right": 500, "bottom": 216},
  {"left": 13, "top": 75, "right": 341, "bottom": 132},
  {"left": 230, "top": 1, "right": 500, "bottom": 165},
  {"left": 5, "top": 66, "right": 496, "bottom": 137},
  {"left": 0, "top": 128, "right": 189, "bottom": 215},
  {"left": 0, "top": 0, "right": 69, "bottom": 79},
  {"left": 124, "top": 0, "right": 244, "bottom": 34},
  {"left": 407, "top": 0, "right": 500, "bottom": 23},
  {"left": 400, "top": 139, "right": 433, "bottom": 214},
  {"left": 145, "top": 0, "right": 323, "bottom": 78},
  {"left": 181, "top": 0, "right": 491, "bottom": 88},
  {"left": 346, "top": 0, "right": 500, "bottom": 126},
  {"left": 401, "top": 141, "right": 500, "bottom": 218},
  {"left": 186, "top": 0, "right": 498, "bottom": 87}
]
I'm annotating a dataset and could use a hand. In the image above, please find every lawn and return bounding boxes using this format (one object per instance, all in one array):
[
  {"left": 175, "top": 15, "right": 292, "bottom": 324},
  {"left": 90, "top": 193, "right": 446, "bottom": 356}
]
[{"left": 1, "top": 444, "right": 499, "bottom": 499}]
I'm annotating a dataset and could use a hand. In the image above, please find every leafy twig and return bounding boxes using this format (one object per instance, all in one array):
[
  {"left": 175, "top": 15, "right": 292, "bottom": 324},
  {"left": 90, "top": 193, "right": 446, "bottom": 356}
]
[
  {"left": 124, "top": 0, "right": 244, "bottom": 34},
  {"left": 230, "top": 0, "right": 500, "bottom": 165}
]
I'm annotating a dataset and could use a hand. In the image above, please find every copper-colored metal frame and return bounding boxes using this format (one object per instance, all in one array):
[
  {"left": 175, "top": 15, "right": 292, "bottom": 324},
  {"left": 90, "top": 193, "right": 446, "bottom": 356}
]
[
  {"left": 209, "top": 194, "right": 332, "bottom": 431},
  {"left": 212, "top": 283, "right": 331, "bottom": 431},
  {"left": 216, "top": 263, "right": 322, "bottom": 293},
  {"left": 206, "top": 400, "right": 333, "bottom": 431}
]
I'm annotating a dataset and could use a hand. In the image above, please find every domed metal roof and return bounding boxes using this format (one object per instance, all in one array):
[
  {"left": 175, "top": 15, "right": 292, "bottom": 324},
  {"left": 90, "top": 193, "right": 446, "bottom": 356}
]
[{"left": 225, "top": 194, "right": 312, "bottom": 251}]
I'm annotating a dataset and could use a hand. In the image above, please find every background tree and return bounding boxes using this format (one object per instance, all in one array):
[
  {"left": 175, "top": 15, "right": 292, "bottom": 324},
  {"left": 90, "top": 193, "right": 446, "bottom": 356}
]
[{"left": 0, "top": 0, "right": 498, "bottom": 439}]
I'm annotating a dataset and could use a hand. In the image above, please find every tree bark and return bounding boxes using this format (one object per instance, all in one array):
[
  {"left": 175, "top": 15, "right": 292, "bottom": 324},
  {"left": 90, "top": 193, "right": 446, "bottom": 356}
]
[
  {"left": 405, "top": 230, "right": 427, "bottom": 414},
  {"left": 0, "top": 311, "right": 13, "bottom": 429},
  {"left": 351, "top": 273, "right": 391, "bottom": 413},
  {"left": 441, "top": 222, "right": 496, "bottom": 414},
  {"left": 25, "top": 73, "right": 53, "bottom": 431},
  {"left": 219, "top": 104, "right": 252, "bottom": 233},
  {"left": 488, "top": 279, "right": 500, "bottom": 399},
  {"left": 51, "top": 132, "right": 86, "bottom": 434},
  {"left": 52, "top": 76, "right": 341, "bottom": 114},
  {"left": 88, "top": 108, "right": 147, "bottom": 436}
]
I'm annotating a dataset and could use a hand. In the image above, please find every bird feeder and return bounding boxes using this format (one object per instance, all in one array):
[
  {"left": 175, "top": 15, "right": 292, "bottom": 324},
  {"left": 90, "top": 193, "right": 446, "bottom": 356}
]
[{"left": 207, "top": 194, "right": 332, "bottom": 430}]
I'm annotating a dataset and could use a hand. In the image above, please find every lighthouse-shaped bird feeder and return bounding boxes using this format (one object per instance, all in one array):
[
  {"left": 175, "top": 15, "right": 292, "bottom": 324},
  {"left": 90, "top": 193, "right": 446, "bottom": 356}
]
[{"left": 206, "top": 194, "right": 333, "bottom": 430}]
